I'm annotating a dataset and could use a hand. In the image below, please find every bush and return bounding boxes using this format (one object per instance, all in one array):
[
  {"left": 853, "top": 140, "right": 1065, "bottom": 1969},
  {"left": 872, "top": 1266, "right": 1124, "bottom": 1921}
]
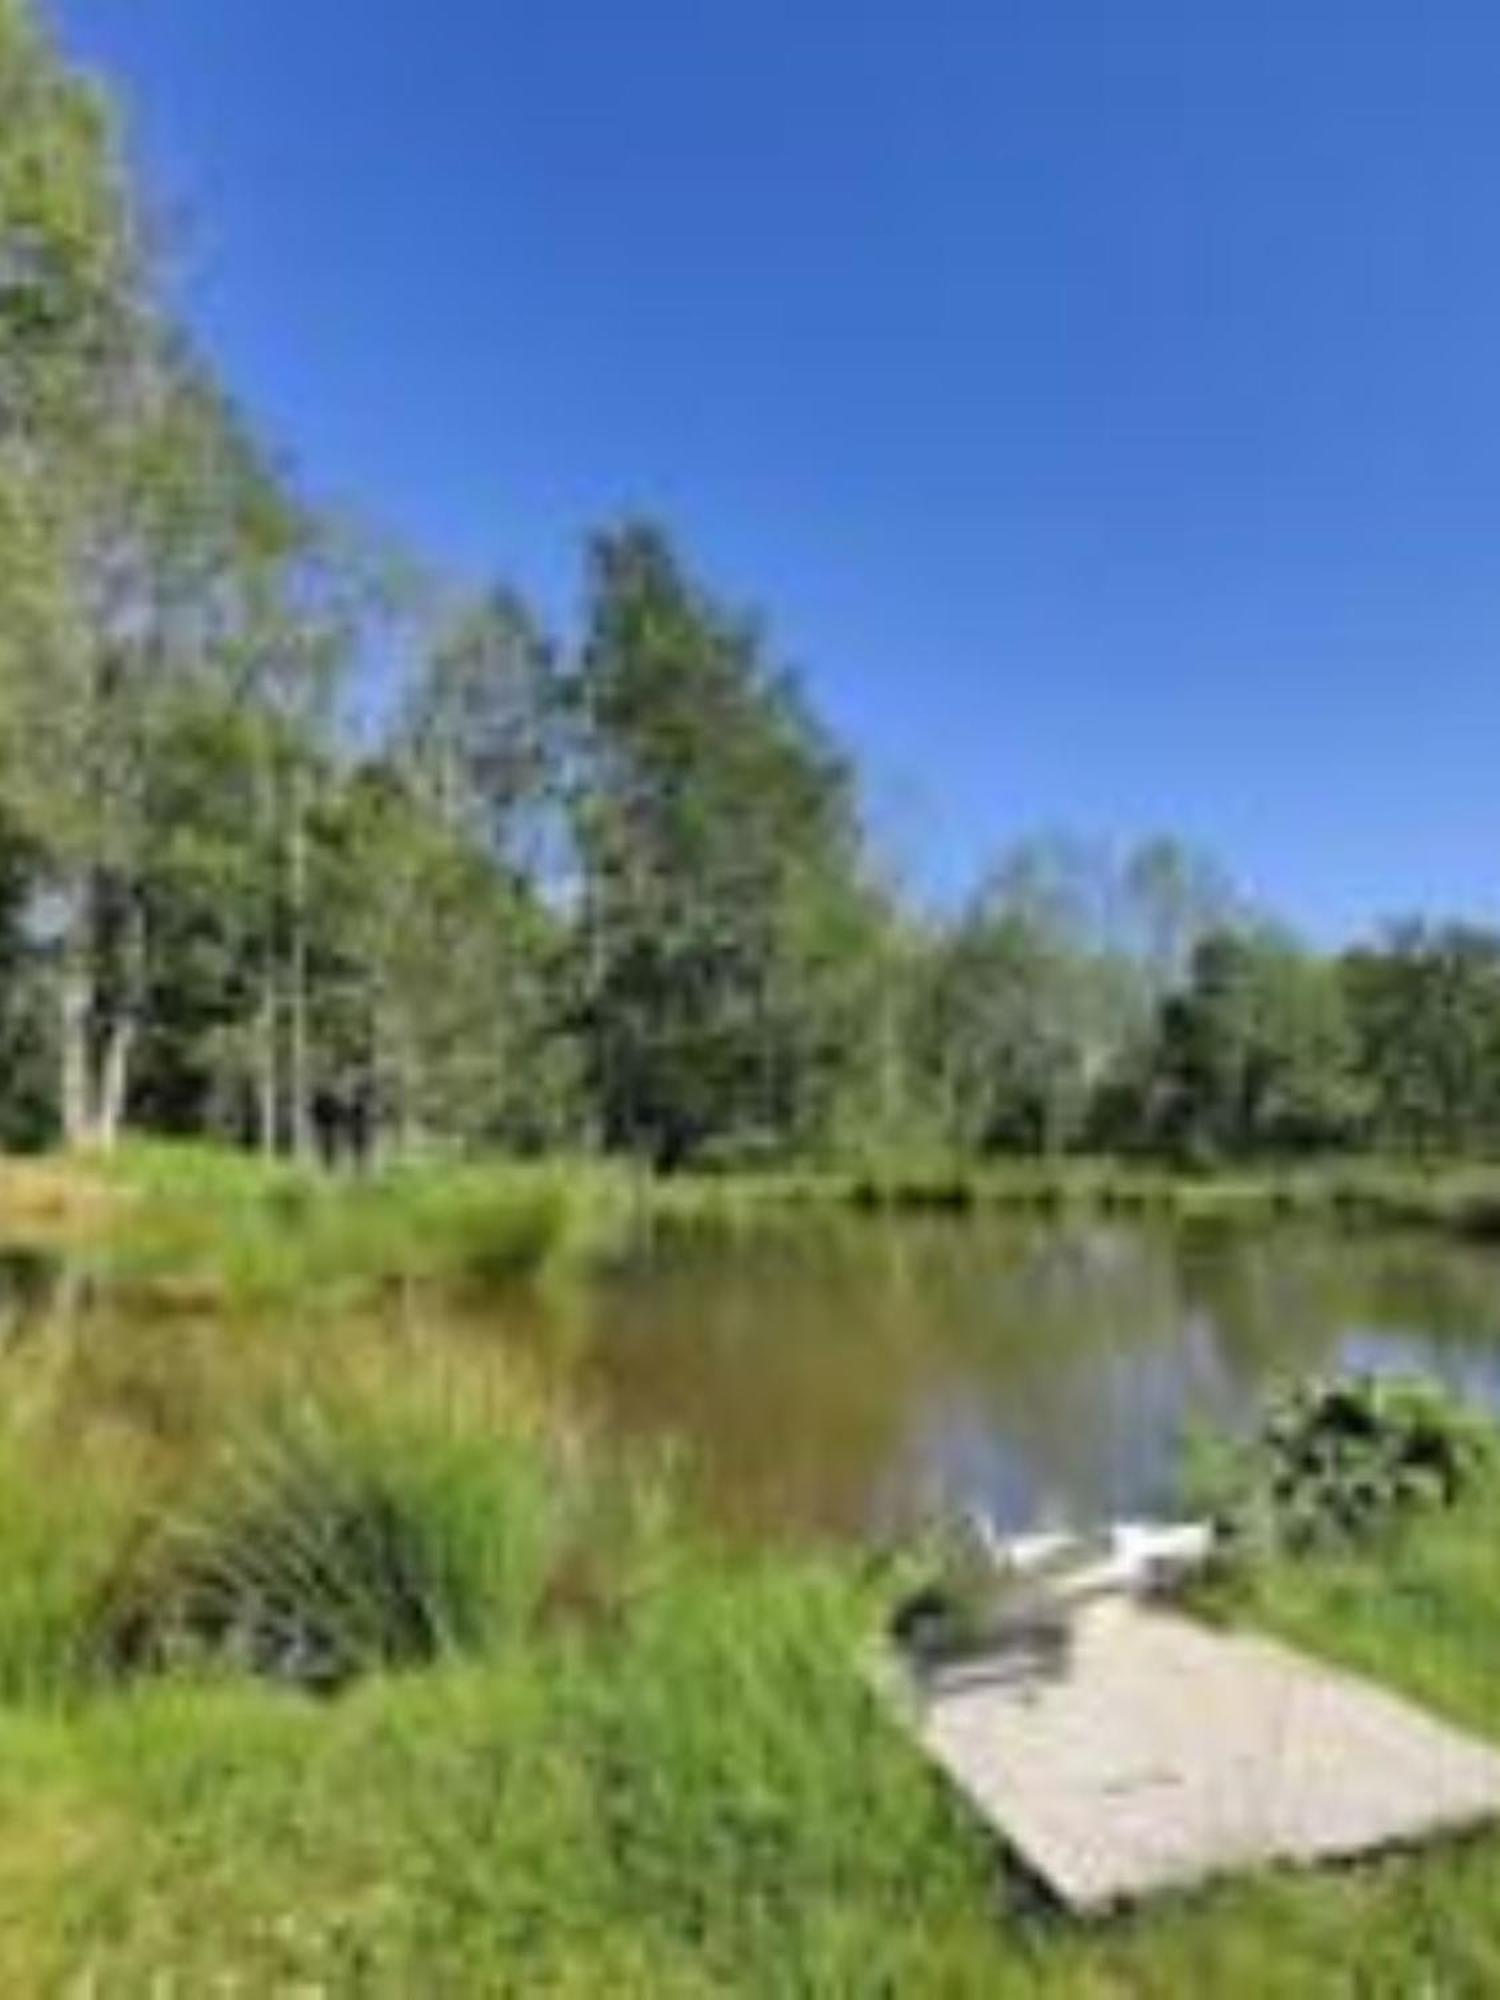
[
  {"left": 97, "top": 1397, "right": 588, "bottom": 1694},
  {"left": 1209, "top": 1375, "right": 1496, "bottom": 1559}
]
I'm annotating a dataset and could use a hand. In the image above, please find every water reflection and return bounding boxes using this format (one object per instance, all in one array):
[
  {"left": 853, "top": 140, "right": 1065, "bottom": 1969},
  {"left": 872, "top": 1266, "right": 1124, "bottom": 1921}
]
[
  {"left": 571, "top": 1218, "right": 1500, "bottom": 1542},
  {"left": 5, "top": 1217, "right": 1500, "bottom": 1551}
]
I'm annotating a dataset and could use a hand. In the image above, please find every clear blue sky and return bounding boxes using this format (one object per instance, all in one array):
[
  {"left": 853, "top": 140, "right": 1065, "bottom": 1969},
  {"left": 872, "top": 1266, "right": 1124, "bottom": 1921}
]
[{"left": 56, "top": 1, "right": 1500, "bottom": 935}]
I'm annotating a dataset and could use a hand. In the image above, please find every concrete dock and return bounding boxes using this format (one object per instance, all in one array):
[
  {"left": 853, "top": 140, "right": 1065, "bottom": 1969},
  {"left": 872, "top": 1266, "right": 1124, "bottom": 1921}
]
[{"left": 906, "top": 1593, "right": 1500, "bottom": 1914}]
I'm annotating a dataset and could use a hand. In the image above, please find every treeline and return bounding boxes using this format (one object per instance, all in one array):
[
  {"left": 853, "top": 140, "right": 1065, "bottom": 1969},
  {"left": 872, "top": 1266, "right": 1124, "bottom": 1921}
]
[{"left": 3, "top": 0, "right": 1500, "bottom": 1171}]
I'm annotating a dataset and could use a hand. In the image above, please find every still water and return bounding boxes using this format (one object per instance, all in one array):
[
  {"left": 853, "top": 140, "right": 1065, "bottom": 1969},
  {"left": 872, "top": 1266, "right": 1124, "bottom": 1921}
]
[
  {"left": 5, "top": 1220, "right": 1500, "bottom": 1548},
  {"left": 568, "top": 1216, "right": 1500, "bottom": 1542}
]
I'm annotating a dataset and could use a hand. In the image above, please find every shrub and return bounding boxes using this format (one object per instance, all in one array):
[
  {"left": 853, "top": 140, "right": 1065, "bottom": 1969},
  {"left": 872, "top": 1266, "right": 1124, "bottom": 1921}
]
[
  {"left": 97, "top": 1397, "right": 584, "bottom": 1694},
  {"left": 1210, "top": 1375, "right": 1496, "bottom": 1559}
]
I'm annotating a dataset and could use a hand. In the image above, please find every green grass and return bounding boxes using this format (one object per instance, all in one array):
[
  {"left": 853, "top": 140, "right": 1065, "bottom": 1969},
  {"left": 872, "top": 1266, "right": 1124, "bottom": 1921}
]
[
  {"left": 91, "top": 1140, "right": 641, "bottom": 1310},
  {"left": 9, "top": 1480, "right": 1500, "bottom": 1993},
  {"left": 0, "top": 1574, "right": 1019, "bottom": 1995},
  {"left": 644, "top": 1153, "right": 1500, "bottom": 1245},
  {"left": 7, "top": 1156, "right": 1500, "bottom": 1987},
  {"left": 0, "top": 1320, "right": 1018, "bottom": 1991},
  {"left": 98, "top": 1398, "right": 585, "bottom": 1692},
  {"left": 1209, "top": 1476, "right": 1500, "bottom": 1748},
  {"left": 19, "top": 1142, "right": 1500, "bottom": 1311}
]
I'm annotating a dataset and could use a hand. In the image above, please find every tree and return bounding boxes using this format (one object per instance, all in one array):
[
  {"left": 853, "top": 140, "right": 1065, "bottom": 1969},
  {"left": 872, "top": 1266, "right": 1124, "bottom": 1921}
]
[
  {"left": 0, "top": 806, "right": 48, "bottom": 1146},
  {"left": 1118, "top": 836, "right": 1240, "bottom": 992},
  {"left": 1341, "top": 923, "right": 1500, "bottom": 1156},
  {"left": 1, "top": 0, "right": 143, "bottom": 1145},
  {"left": 1144, "top": 929, "right": 1362, "bottom": 1161},
  {"left": 400, "top": 587, "right": 561, "bottom": 877},
  {"left": 919, "top": 839, "right": 1152, "bottom": 1156},
  {"left": 570, "top": 523, "right": 873, "bottom": 1166}
]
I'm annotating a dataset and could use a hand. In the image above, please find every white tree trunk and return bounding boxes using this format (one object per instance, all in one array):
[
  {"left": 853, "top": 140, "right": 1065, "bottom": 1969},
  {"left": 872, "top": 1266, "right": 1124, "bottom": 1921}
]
[
  {"left": 256, "top": 965, "right": 278, "bottom": 1157},
  {"left": 286, "top": 767, "right": 314, "bottom": 1161},
  {"left": 95, "top": 1014, "right": 136, "bottom": 1151},
  {"left": 59, "top": 950, "right": 95, "bottom": 1150}
]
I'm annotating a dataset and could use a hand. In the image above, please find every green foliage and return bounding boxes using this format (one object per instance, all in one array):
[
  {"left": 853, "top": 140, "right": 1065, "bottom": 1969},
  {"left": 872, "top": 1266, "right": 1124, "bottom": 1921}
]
[
  {"left": 1342, "top": 922, "right": 1500, "bottom": 1155},
  {"left": 570, "top": 522, "right": 877, "bottom": 1168},
  {"left": 1142, "top": 929, "right": 1364, "bottom": 1162},
  {"left": 100, "top": 1399, "right": 577, "bottom": 1692},
  {"left": 102, "top": 1142, "right": 633, "bottom": 1307},
  {"left": 0, "top": 0, "right": 136, "bottom": 455},
  {"left": 1207, "top": 1375, "right": 1496, "bottom": 1558}
]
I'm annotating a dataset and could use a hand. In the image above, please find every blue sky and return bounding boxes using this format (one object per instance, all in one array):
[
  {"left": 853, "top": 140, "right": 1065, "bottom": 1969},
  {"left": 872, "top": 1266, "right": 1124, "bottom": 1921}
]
[{"left": 56, "top": 2, "right": 1500, "bottom": 934}]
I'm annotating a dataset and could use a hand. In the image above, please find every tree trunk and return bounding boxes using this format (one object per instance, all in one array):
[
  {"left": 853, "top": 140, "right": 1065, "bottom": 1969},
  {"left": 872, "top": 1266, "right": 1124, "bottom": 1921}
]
[
  {"left": 252, "top": 727, "right": 280, "bottom": 1157},
  {"left": 286, "top": 765, "right": 314, "bottom": 1162},
  {"left": 256, "top": 965, "right": 278, "bottom": 1157},
  {"left": 95, "top": 1014, "right": 136, "bottom": 1151},
  {"left": 92, "top": 889, "right": 146, "bottom": 1154},
  {"left": 59, "top": 950, "right": 94, "bottom": 1150},
  {"left": 59, "top": 873, "right": 97, "bottom": 1149}
]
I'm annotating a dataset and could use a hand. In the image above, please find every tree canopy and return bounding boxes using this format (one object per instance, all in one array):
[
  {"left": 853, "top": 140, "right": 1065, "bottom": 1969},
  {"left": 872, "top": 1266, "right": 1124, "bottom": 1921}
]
[{"left": 1, "top": 0, "right": 1498, "bottom": 1170}]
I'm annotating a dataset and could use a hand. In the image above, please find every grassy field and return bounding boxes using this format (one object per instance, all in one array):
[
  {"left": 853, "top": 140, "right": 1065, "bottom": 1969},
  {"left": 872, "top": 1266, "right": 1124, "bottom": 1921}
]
[{"left": 1, "top": 1145, "right": 1500, "bottom": 1989}]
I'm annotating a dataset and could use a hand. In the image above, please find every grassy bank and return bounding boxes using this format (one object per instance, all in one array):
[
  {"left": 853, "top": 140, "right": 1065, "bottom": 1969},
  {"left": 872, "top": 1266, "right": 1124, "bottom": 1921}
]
[
  {"left": 6, "top": 1144, "right": 1500, "bottom": 1305},
  {"left": 4, "top": 1149, "right": 1500, "bottom": 1987},
  {"left": 59, "top": 1142, "right": 646, "bottom": 1311},
  {"left": 648, "top": 1153, "right": 1500, "bottom": 1244},
  {"left": 0, "top": 1306, "right": 1013, "bottom": 1992},
  {"left": 4, "top": 1334, "right": 1500, "bottom": 1989}
]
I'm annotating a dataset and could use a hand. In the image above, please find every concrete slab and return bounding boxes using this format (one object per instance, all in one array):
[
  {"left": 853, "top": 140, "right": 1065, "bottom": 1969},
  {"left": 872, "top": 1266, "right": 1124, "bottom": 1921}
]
[{"left": 907, "top": 1596, "right": 1500, "bottom": 1914}]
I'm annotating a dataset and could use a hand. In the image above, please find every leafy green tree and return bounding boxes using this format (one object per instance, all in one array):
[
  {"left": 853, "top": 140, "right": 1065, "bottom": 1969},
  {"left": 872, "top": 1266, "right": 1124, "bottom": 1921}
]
[
  {"left": 1341, "top": 923, "right": 1500, "bottom": 1156},
  {"left": 400, "top": 587, "right": 561, "bottom": 876},
  {"left": 328, "top": 585, "right": 580, "bottom": 1154},
  {"left": 126, "top": 689, "right": 271, "bottom": 1139},
  {"left": 570, "top": 523, "right": 872, "bottom": 1166},
  {"left": 919, "top": 839, "right": 1151, "bottom": 1156},
  {"left": 1144, "top": 929, "right": 1362, "bottom": 1160},
  {"left": 321, "top": 768, "right": 580, "bottom": 1160},
  {"left": 1118, "top": 836, "right": 1240, "bottom": 991},
  {"left": 1, "top": 0, "right": 143, "bottom": 1145}
]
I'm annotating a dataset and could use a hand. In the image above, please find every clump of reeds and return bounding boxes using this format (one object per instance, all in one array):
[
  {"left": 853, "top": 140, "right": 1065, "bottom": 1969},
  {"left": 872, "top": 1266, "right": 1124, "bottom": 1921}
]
[{"left": 94, "top": 1381, "right": 620, "bottom": 1694}]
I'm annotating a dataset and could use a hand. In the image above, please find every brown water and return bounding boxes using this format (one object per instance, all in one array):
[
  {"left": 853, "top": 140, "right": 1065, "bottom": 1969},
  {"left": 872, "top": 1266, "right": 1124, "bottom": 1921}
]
[
  {"left": 563, "top": 1216, "right": 1500, "bottom": 1543},
  {"left": 7, "top": 1219, "right": 1500, "bottom": 1550}
]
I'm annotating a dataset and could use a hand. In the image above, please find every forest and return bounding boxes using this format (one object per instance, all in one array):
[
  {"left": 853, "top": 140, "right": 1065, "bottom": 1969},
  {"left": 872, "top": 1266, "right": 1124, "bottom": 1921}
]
[{"left": 6, "top": 0, "right": 1500, "bottom": 1178}]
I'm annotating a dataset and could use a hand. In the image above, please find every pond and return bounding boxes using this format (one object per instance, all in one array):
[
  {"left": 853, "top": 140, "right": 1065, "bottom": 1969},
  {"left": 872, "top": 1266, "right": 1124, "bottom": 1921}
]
[
  {"left": 5, "top": 1215, "right": 1500, "bottom": 1550},
  {"left": 567, "top": 1215, "right": 1500, "bottom": 1543}
]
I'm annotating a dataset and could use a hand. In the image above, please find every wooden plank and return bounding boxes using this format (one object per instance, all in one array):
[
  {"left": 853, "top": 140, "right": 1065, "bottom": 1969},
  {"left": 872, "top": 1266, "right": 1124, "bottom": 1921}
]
[{"left": 907, "top": 1596, "right": 1500, "bottom": 1915}]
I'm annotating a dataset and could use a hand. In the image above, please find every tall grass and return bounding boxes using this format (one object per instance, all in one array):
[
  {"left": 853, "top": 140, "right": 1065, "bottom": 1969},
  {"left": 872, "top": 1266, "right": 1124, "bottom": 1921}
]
[
  {"left": 100, "top": 1399, "right": 580, "bottom": 1691},
  {"left": 93, "top": 1141, "right": 639, "bottom": 1309},
  {"left": 0, "top": 1290, "right": 606, "bottom": 1701},
  {"left": 0, "top": 1296, "right": 1018, "bottom": 1989},
  {"left": 0, "top": 1432, "right": 131, "bottom": 1704}
]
